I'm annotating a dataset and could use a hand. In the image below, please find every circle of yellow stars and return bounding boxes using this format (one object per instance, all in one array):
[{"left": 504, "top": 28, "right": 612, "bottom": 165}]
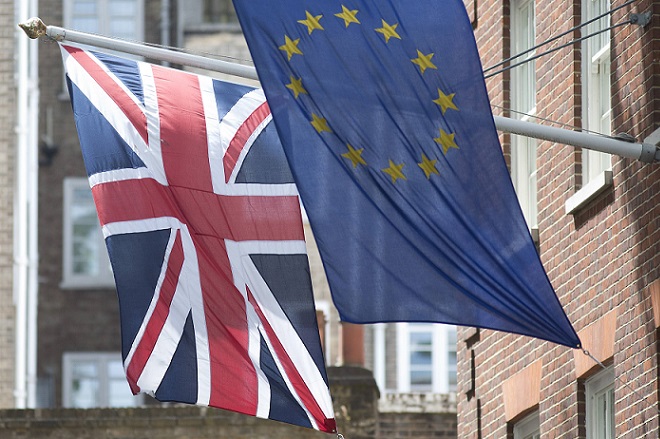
[{"left": 278, "top": 4, "right": 461, "bottom": 184}]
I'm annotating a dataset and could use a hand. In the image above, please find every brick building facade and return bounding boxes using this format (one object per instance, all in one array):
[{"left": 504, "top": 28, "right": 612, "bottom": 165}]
[
  {"left": 0, "top": 0, "right": 17, "bottom": 409},
  {"left": 458, "top": 0, "right": 659, "bottom": 437},
  {"left": 35, "top": 0, "right": 176, "bottom": 408}
]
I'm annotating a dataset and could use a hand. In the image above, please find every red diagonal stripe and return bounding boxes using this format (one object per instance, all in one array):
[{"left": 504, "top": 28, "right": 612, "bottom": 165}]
[
  {"left": 224, "top": 101, "right": 271, "bottom": 183},
  {"left": 64, "top": 45, "right": 148, "bottom": 144},
  {"left": 126, "top": 229, "right": 184, "bottom": 394},
  {"left": 247, "top": 287, "right": 334, "bottom": 432}
]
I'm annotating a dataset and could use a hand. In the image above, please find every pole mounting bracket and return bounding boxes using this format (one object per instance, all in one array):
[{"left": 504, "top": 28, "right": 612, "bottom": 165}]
[{"left": 630, "top": 12, "right": 652, "bottom": 27}]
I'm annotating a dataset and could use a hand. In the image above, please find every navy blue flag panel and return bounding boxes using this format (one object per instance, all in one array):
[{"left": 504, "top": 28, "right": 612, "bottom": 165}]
[
  {"left": 232, "top": 0, "right": 581, "bottom": 348},
  {"left": 60, "top": 44, "right": 336, "bottom": 432}
]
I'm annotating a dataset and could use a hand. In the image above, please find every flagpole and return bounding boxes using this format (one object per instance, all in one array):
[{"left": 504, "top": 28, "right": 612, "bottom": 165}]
[
  {"left": 18, "top": 17, "right": 259, "bottom": 81},
  {"left": 18, "top": 17, "right": 659, "bottom": 163},
  {"left": 494, "top": 116, "right": 658, "bottom": 163}
]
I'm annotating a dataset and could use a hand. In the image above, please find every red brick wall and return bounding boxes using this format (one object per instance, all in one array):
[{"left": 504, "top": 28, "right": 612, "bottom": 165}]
[{"left": 457, "top": 0, "right": 660, "bottom": 437}]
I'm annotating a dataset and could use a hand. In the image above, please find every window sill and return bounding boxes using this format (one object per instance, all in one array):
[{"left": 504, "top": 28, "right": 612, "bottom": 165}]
[
  {"left": 564, "top": 170, "right": 613, "bottom": 215},
  {"left": 60, "top": 279, "right": 115, "bottom": 290}
]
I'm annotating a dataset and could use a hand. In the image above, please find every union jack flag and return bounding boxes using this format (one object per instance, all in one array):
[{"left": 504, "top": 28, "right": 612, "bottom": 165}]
[{"left": 60, "top": 44, "right": 336, "bottom": 432}]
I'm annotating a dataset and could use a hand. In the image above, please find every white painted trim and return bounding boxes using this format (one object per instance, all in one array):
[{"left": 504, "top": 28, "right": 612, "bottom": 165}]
[
  {"left": 585, "top": 366, "right": 615, "bottom": 439},
  {"left": 564, "top": 170, "right": 613, "bottom": 214}
]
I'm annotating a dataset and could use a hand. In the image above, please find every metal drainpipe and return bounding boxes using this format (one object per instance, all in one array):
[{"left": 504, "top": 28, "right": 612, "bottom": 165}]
[
  {"left": 26, "top": 0, "right": 39, "bottom": 408},
  {"left": 13, "top": 0, "right": 29, "bottom": 410}
]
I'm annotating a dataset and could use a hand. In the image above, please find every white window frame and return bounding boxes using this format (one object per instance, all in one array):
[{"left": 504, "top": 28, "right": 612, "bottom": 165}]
[
  {"left": 61, "top": 0, "right": 145, "bottom": 97},
  {"left": 62, "top": 177, "right": 115, "bottom": 289},
  {"left": 62, "top": 352, "right": 143, "bottom": 408},
  {"left": 513, "top": 411, "right": 540, "bottom": 439},
  {"left": 586, "top": 366, "right": 615, "bottom": 439},
  {"left": 395, "top": 323, "right": 456, "bottom": 393},
  {"left": 64, "top": 0, "right": 145, "bottom": 41},
  {"left": 510, "top": 0, "right": 538, "bottom": 230},
  {"left": 581, "top": 0, "right": 612, "bottom": 181}
]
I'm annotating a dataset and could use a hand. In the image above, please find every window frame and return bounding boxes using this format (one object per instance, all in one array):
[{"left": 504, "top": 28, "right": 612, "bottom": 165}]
[
  {"left": 63, "top": 0, "right": 145, "bottom": 41},
  {"left": 62, "top": 177, "right": 115, "bottom": 289},
  {"left": 585, "top": 366, "right": 615, "bottom": 439},
  {"left": 566, "top": 0, "right": 613, "bottom": 213},
  {"left": 60, "top": 0, "right": 145, "bottom": 98},
  {"left": 62, "top": 352, "right": 143, "bottom": 408},
  {"left": 395, "top": 323, "right": 457, "bottom": 394},
  {"left": 513, "top": 410, "right": 540, "bottom": 439},
  {"left": 581, "top": 0, "right": 612, "bottom": 181},
  {"left": 509, "top": 0, "right": 538, "bottom": 230}
]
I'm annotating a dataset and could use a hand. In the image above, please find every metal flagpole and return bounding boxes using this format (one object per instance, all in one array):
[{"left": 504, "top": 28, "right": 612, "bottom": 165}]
[
  {"left": 19, "top": 17, "right": 259, "bottom": 81},
  {"left": 18, "top": 17, "right": 659, "bottom": 163},
  {"left": 494, "top": 116, "right": 658, "bottom": 163}
]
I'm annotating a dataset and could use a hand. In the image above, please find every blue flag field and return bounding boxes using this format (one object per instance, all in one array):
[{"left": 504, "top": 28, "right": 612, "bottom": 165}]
[{"left": 233, "top": 0, "right": 581, "bottom": 348}]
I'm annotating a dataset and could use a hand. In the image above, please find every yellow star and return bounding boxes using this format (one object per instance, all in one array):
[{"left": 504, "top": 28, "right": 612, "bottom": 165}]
[
  {"left": 341, "top": 144, "right": 367, "bottom": 168},
  {"left": 285, "top": 76, "right": 307, "bottom": 98},
  {"left": 311, "top": 113, "right": 331, "bottom": 133},
  {"left": 382, "top": 160, "right": 406, "bottom": 183},
  {"left": 411, "top": 50, "right": 437, "bottom": 74},
  {"left": 375, "top": 20, "right": 401, "bottom": 43},
  {"left": 298, "top": 11, "right": 324, "bottom": 34},
  {"left": 433, "top": 88, "right": 458, "bottom": 114},
  {"left": 434, "top": 129, "right": 459, "bottom": 154},
  {"left": 279, "top": 35, "right": 303, "bottom": 60},
  {"left": 418, "top": 154, "right": 439, "bottom": 179},
  {"left": 335, "top": 5, "right": 360, "bottom": 27}
]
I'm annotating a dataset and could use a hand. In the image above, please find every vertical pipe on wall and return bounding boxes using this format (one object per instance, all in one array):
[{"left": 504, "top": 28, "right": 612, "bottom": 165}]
[
  {"left": 26, "top": 0, "right": 39, "bottom": 408},
  {"left": 13, "top": 0, "right": 29, "bottom": 410}
]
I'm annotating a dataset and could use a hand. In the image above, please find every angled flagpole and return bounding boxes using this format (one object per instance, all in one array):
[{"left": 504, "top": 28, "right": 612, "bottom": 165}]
[
  {"left": 19, "top": 17, "right": 259, "bottom": 81},
  {"left": 19, "top": 17, "right": 659, "bottom": 163}
]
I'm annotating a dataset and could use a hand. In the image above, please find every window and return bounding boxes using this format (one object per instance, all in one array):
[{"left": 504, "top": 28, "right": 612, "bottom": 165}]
[
  {"left": 586, "top": 366, "right": 615, "bottom": 439},
  {"left": 513, "top": 411, "right": 540, "bottom": 439},
  {"left": 396, "top": 323, "right": 457, "bottom": 393},
  {"left": 61, "top": 0, "right": 144, "bottom": 95},
  {"left": 510, "top": 0, "right": 537, "bottom": 229},
  {"left": 64, "top": 0, "right": 144, "bottom": 41},
  {"left": 62, "top": 177, "right": 114, "bottom": 288},
  {"left": 582, "top": 0, "right": 612, "bottom": 181},
  {"left": 62, "top": 352, "right": 142, "bottom": 408}
]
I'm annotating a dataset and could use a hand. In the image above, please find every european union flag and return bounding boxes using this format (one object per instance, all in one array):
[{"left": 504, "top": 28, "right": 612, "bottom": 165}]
[{"left": 233, "top": 0, "right": 580, "bottom": 348}]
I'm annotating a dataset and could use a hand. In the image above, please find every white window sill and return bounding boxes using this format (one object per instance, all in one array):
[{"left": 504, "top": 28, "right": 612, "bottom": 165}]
[
  {"left": 564, "top": 170, "right": 613, "bottom": 215},
  {"left": 60, "top": 279, "right": 116, "bottom": 290}
]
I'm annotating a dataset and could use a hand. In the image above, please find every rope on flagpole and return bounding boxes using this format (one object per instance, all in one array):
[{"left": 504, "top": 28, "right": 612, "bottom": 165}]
[{"left": 582, "top": 348, "right": 660, "bottom": 415}]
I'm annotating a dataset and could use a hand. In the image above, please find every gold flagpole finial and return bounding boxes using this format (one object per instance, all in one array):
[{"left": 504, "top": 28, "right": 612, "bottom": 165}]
[{"left": 18, "top": 17, "right": 47, "bottom": 39}]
